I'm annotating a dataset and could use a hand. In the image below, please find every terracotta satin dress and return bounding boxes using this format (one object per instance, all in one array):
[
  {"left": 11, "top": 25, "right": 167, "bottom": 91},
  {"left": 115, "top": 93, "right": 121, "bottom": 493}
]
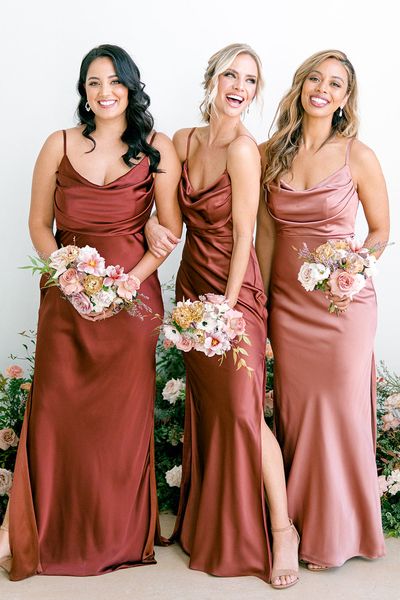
[
  {"left": 9, "top": 130, "right": 163, "bottom": 579},
  {"left": 173, "top": 128, "right": 272, "bottom": 583},
  {"left": 267, "top": 139, "right": 385, "bottom": 567}
]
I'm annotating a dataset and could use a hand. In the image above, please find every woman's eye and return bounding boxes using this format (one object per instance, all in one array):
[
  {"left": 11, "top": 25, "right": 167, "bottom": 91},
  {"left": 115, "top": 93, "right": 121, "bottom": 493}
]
[
  {"left": 247, "top": 78, "right": 256, "bottom": 84},
  {"left": 111, "top": 79, "right": 121, "bottom": 85},
  {"left": 331, "top": 81, "right": 341, "bottom": 88},
  {"left": 88, "top": 81, "right": 99, "bottom": 86},
  {"left": 309, "top": 76, "right": 319, "bottom": 82},
  {"left": 224, "top": 71, "right": 235, "bottom": 78}
]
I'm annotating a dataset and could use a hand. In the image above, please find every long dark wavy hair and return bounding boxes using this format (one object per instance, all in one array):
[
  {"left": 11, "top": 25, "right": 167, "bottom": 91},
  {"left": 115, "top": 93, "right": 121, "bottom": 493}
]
[{"left": 77, "top": 44, "right": 160, "bottom": 172}]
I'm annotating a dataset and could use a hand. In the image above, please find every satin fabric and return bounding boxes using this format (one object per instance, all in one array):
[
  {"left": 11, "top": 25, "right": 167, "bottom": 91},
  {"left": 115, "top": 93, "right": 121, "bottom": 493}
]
[
  {"left": 172, "top": 130, "right": 272, "bottom": 583},
  {"left": 9, "top": 135, "right": 163, "bottom": 579},
  {"left": 267, "top": 144, "right": 386, "bottom": 567}
]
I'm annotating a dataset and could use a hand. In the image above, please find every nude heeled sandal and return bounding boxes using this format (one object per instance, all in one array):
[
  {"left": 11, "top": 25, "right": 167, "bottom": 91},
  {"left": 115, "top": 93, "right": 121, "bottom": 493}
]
[{"left": 270, "top": 519, "right": 300, "bottom": 590}]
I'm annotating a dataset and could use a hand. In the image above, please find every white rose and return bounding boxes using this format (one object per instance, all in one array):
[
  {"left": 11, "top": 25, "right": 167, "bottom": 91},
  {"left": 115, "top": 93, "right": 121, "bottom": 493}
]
[
  {"left": 91, "top": 289, "right": 117, "bottom": 313},
  {"left": 377, "top": 475, "right": 388, "bottom": 497},
  {"left": 0, "top": 468, "right": 13, "bottom": 496},
  {"left": 313, "top": 263, "right": 331, "bottom": 282},
  {"left": 162, "top": 378, "right": 185, "bottom": 404},
  {"left": 165, "top": 465, "right": 182, "bottom": 488},
  {"left": 364, "top": 254, "right": 378, "bottom": 278},
  {"left": 0, "top": 428, "right": 19, "bottom": 451},
  {"left": 298, "top": 263, "right": 320, "bottom": 291}
]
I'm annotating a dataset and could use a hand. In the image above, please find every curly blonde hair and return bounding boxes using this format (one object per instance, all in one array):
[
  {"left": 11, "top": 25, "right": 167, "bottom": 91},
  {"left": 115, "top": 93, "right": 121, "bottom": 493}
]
[
  {"left": 263, "top": 49, "right": 358, "bottom": 188},
  {"left": 200, "top": 43, "right": 264, "bottom": 122}
]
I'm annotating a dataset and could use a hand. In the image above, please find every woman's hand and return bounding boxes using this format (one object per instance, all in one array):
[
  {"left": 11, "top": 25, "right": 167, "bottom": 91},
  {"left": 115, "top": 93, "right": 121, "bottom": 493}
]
[
  {"left": 145, "top": 215, "right": 180, "bottom": 258},
  {"left": 80, "top": 305, "right": 121, "bottom": 322},
  {"left": 327, "top": 293, "right": 352, "bottom": 312}
]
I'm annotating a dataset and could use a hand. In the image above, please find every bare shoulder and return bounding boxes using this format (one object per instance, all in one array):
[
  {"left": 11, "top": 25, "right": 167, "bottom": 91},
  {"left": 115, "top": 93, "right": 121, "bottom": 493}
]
[
  {"left": 349, "top": 138, "right": 383, "bottom": 177},
  {"left": 37, "top": 129, "right": 65, "bottom": 166},
  {"left": 228, "top": 134, "right": 260, "bottom": 163},
  {"left": 150, "top": 131, "right": 174, "bottom": 152},
  {"left": 172, "top": 127, "right": 194, "bottom": 161}
]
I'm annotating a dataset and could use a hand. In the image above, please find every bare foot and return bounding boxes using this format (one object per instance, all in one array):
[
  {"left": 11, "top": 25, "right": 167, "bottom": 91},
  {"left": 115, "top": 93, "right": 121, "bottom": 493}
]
[
  {"left": 271, "top": 521, "right": 300, "bottom": 588},
  {"left": 307, "top": 562, "right": 328, "bottom": 571}
]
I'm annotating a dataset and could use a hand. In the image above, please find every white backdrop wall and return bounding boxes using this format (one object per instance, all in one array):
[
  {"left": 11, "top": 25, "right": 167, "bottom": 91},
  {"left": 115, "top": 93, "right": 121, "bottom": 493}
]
[{"left": 1, "top": 0, "right": 399, "bottom": 371}]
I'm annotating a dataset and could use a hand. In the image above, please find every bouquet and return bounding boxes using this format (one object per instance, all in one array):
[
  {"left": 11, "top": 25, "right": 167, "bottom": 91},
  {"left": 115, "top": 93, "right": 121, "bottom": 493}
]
[
  {"left": 295, "top": 238, "right": 378, "bottom": 314},
  {"left": 162, "top": 294, "right": 253, "bottom": 374},
  {"left": 25, "top": 245, "right": 149, "bottom": 318}
]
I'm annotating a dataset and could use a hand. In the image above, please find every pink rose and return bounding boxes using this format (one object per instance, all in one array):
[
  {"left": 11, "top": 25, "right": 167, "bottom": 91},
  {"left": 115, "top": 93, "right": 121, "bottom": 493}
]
[
  {"left": 59, "top": 268, "right": 84, "bottom": 296},
  {"left": 0, "top": 428, "right": 19, "bottom": 451},
  {"left": 226, "top": 309, "right": 246, "bottom": 338},
  {"left": 68, "top": 292, "right": 93, "bottom": 315},
  {"left": 204, "top": 293, "right": 226, "bottom": 304},
  {"left": 175, "top": 336, "right": 194, "bottom": 352},
  {"left": 163, "top": 339, "right": 175, "bottom": 350},
  {"left": 5, "top": 365, "right": 23, "bottom": 379},
  {"left": 265, "top": 340, "right": 274, "bottom": 360},
  {"left": 329, "top": 270, "right": 365, "bottom": 299},
  {"left": 117, "top": 275, "right": 141, "bottom": 301}
]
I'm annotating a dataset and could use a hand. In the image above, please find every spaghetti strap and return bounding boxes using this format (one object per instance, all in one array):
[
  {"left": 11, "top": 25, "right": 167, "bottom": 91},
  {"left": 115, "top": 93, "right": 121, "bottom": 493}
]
[
  {"left": 345, "top": 137, "right": 356, "bottom": 164},
  {"left": 186, "top": 128, "right": 197, "bottom": 160},
  {"left": 62, "top": 129, "right": 67, "bottom": 156},
  {"left": 149, "top": 130, "right": 157, "bottom": 145}
]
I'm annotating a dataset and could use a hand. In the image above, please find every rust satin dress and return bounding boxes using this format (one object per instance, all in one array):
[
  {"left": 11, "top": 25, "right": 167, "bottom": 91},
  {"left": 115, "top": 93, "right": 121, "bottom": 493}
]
[
  {"left": 267, "top": 140, "right": 385, "bottom": 567},
  {"left": 9, "top": 130, "right": 163, "bottom": 579},
  {"left": 173, "top": 129, "right": 272, "bottom": 583}
]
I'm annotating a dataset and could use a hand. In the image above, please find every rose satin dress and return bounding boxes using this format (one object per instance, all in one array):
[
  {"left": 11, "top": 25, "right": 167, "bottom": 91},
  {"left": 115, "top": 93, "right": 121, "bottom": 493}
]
[
  {"left": 172, "top": 128, "right": 272, "bottom": 583},
  {"left": 267, "top": 139, "right": 385, "bottom": 567},
  {"left": 9, "top": 130, "right": 163, "bottom": 579}
]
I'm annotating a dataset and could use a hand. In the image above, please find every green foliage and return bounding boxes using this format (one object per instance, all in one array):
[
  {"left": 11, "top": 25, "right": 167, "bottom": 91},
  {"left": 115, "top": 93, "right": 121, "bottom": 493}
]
[{"left": 1, "top": 332, "right": 399, "bottom": 541}]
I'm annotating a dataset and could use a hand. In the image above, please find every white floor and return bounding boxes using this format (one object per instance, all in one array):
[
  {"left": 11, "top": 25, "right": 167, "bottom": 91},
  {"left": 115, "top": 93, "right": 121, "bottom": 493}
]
[{"left": 1, "top": 514, "right": 399, "bottom": 600}]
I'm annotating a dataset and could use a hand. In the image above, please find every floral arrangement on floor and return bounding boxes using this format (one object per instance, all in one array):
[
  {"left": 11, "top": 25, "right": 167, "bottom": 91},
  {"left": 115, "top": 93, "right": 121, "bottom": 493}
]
[
  {"left": 376, "top": 364, "right": 400, "bottom": 536},
  {"left": 1, "top": 333, "right": 399, "bottom": 538}
]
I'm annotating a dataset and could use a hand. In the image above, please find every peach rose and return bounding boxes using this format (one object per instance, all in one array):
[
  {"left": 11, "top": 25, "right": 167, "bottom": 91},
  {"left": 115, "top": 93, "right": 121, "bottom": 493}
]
[
  {"left": 117, "top": 275, "right": 140, "bottom": 301},
  {"left": 226, "top": 309, "right": 246, "bottom": 339},
  {"left": 0, "top": 428, "right": 19, "bottom": 451},
  {"left": 5, "top": 365, "right": 23, "bottom": 379},
  {"left": 175, "top": 336, "right": 194, "bottom": 352},
  {"left": 329, "top": 270, "right": 365, "bottom": 299},
  {"left": 265, "top": 340, "right": 274, "bottom": 360},
  {"left": 59, "top": 268, "right": 84, "bottom": 296},
  {"left": 0, "top": 469, "right": 13, "bottom": 496},
  {"left": 20, "top": 382, "right": 32, "bottom": 392}
]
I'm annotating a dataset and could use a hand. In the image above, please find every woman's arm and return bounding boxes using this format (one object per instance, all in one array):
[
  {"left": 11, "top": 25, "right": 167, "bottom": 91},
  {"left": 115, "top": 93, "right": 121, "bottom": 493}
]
[
  {"left": 225, "top": 137, "right": 261, "bottom": 308},
  {"left": 128, "top": 133, "right": 182, "bottom": 282},
  {"left": 29, "top": 131, "right": 64, "bottom": 258},
  {"left": 351, "top": 140, "right": 390, "bottom": 257},
  {"left": 255, "top": 188, "right": 276, "bottom": 296}
]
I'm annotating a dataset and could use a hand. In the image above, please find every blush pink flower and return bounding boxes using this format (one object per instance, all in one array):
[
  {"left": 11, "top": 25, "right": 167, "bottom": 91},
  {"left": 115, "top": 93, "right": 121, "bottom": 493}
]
[
  {"left": 378, "top": 475, "right": 388, "bottom": 497},
  {"left": 203, "top": 332, "right": 229, "bottom": 356},
  {"left": 0, "top": 469, "right": 13, "bottom": 496},
  {"left": 68, "top": 292, "right": 93, "bottom": 315},
  {"left": 103, "top": 265, "right": 128, "bottom": 287},
  {"left": 117, "top": 274, "right": 141, "bottom": 301},
  {"left": 59, "top": 268, "right": 84, "bottom": 296},
  {"left": 204, "top": 293, "right": 226, "bottom": 305},
  {"left": 5, "top": 365, "right": 23, "bottom": 379},
  {"left": 226, "top": 309, "right": 246, "bottom": 339},
  {"left": 329, "top": 270, "right": 366, "bottom": 299},
  {"left": 0, "top": 428, "right": 19, "bottom": 451},
  {"left": 163, "top": 338, "right": 175, "bottom": 350},
  {"left": 175, "top": 336, "right": 195, "bottom": 352},
  {"left": 77, "top": 246, "right": 106, "bottom": 276}
]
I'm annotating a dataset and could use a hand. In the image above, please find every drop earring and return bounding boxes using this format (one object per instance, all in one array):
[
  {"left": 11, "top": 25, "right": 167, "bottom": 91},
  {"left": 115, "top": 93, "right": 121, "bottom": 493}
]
[
  {"left": 85, "top": 101, "right": 91, "bottom": 112},
  {"left": 339, "top": 107, "right": 343, "bottom": 118}
]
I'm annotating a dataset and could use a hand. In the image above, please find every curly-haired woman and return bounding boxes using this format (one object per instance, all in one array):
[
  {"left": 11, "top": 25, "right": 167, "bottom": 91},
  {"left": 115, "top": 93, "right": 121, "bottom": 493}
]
[{"left": 0, "top": 44, "right": 181, "bottom": 580}]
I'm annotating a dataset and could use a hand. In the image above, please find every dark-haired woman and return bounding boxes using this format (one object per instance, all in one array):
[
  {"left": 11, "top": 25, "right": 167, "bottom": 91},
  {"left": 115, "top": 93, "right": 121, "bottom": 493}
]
[
  {"left": 256, "top": 50, "right": 389, "bottom": 569},
  {"left": 0, "top": 44, "right": 181, "bottom": 580}
]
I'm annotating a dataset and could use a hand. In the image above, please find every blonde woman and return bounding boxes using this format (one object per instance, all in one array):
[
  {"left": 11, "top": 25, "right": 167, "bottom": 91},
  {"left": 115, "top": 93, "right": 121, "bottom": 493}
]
[
  {"left": 145, "top": 43, "right": 299, "bottom": 589},
  {"left": 256, "top": 50, "right": 389, "bottom": 570}
]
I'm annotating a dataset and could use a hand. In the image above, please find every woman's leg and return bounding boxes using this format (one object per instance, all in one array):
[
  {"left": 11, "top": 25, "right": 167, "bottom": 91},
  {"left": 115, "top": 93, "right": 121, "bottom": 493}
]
[{"left": 261, "top": 420, "right": 299, "bottom": 587}]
